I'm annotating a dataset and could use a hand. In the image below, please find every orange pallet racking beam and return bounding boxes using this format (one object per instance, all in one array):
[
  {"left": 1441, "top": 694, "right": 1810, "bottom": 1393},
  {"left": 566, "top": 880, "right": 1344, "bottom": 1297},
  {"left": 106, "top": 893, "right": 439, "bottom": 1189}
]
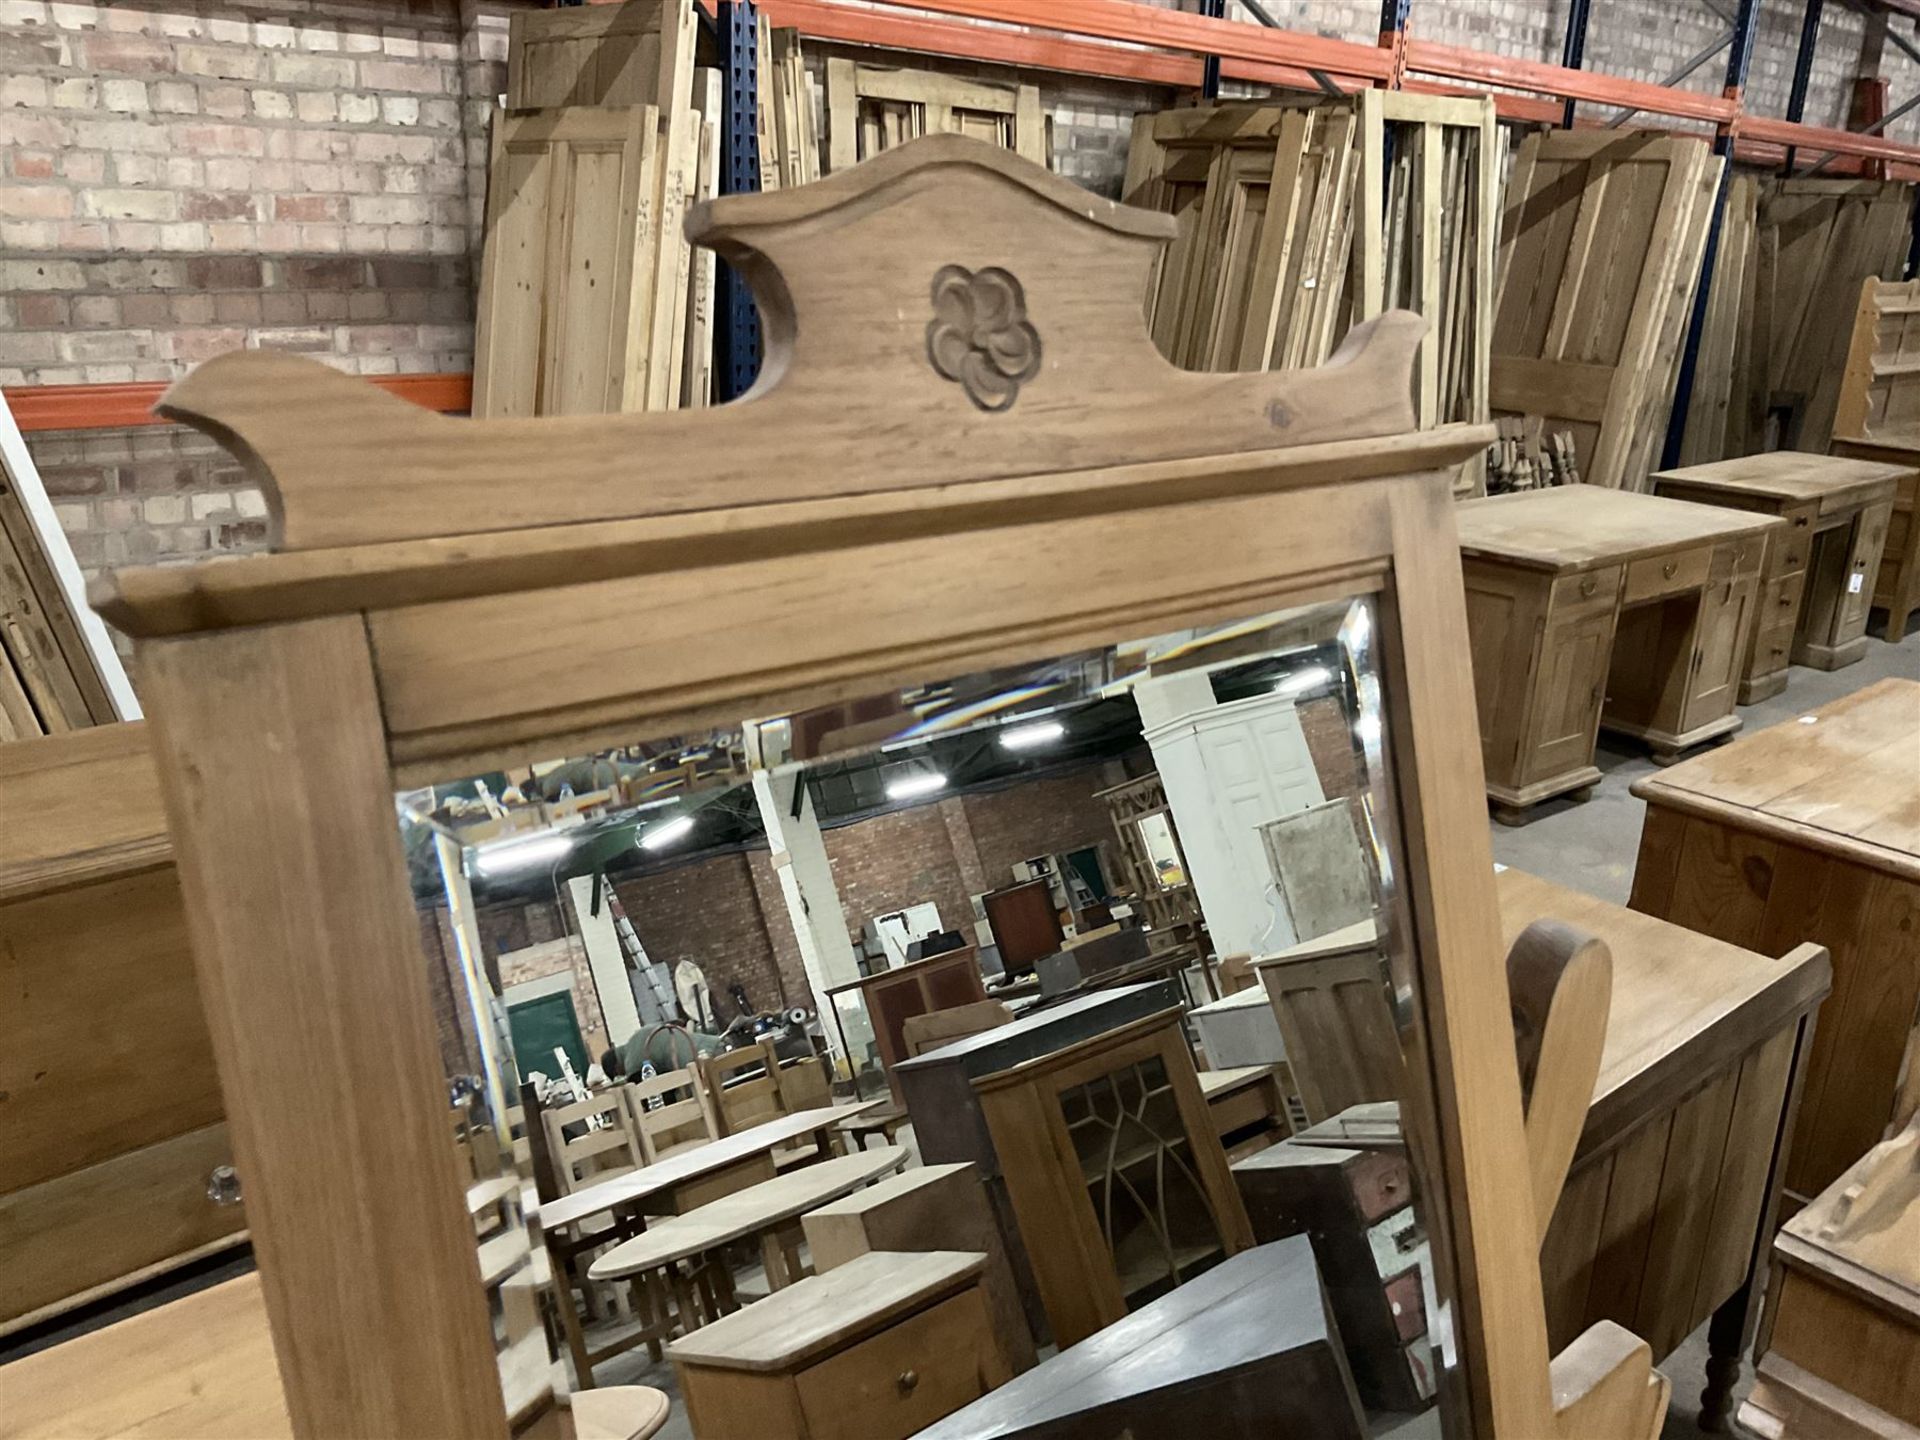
[{"left": 6, "top": 374, "right": 472, "bottom": 433}]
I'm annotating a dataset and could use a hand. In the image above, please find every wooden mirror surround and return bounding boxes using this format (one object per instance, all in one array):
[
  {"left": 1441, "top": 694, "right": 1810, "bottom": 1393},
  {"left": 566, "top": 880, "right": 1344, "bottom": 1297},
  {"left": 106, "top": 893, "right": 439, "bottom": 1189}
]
[{"left": 95, "top": 137, "right": 1661, "bottom": 1439}]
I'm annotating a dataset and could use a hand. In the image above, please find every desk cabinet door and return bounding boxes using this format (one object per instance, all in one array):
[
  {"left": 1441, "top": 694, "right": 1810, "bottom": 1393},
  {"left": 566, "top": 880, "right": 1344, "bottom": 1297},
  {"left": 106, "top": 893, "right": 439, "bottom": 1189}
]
[
  {"left": 1523, "top": 608, "right": 1613, "bottom": 785},
  {"left": 1685, "top": 570, "right": 1759, "bottom": 731},
  {"left": 1838, "top": 501, "right": 1893, "bottom": 635}
]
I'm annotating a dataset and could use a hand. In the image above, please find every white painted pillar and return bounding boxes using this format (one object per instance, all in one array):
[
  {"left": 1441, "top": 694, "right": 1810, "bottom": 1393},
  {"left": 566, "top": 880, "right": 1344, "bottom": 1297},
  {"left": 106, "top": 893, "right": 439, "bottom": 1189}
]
[
  {"left": 751, "top": 767, "right": 866, "bottom": 1069},
  {"left": 434, "top": 833, "right": 513, "bottom": 1127},
  {"left": 566, "top": 875, "right": 643, "bottom": 1047}
]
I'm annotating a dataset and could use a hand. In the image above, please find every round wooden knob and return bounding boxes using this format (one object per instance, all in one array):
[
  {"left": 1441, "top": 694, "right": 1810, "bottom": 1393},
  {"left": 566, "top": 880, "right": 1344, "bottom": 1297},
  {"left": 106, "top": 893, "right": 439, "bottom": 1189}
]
[
  {"left": 1663, "top": 560, "right": 1678, "bottom": 578},
  {"left": 1580, "top": 576, "right": 1597, "bottom": 597},
  {"left": 897, "top": 1370, "right": 919, "bottom": 1395}
]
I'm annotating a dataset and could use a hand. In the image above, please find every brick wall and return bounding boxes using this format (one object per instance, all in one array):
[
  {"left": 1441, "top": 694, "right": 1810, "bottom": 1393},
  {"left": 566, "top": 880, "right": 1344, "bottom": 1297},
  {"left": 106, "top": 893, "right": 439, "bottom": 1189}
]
[
  {"left": 0, "top": 0, "right": 482, "bottom": 387},
  {"left": 2, "top": 0, "right": 512, "bottom": 594},
  {"left": 416, "top": 902, "right": 483, "bottom": 1078},
  {"left": 614, "top": 852, "right": 796, "bottom": 1017},
  {"left": 1298, "top": 693, "right": 1363, "bottom": 799},
  {"left": 959, "top": 766, "right": 1125, "bottom": 886}
]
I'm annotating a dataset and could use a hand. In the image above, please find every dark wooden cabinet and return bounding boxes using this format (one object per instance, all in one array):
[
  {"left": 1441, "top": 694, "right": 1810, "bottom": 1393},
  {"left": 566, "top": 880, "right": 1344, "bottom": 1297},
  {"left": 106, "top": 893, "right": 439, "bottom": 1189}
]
[
  {"left": 913, "top": 1238, "right": 1365, "bottom": 1440},
  {"left": 825, "top": 947, "right": 986, "bottom": 1102},
  {"left": 973, "top": 1006, "right": 1254, "bottom": 1348}
]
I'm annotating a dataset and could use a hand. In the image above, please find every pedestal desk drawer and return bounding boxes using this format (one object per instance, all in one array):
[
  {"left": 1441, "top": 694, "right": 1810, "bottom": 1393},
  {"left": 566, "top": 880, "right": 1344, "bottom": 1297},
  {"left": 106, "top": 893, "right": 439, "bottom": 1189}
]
[
  {"left": 1762, "top": 570, "right": 1807, "bottom": 625},
  {"left": 1623, "top": 547, "right": 1712, "bottom": 605},
  {"left": 1777, "top": 509, "right": 1816, "bottom": 573},
  {"left": 795, "top": 1289, "right": 998, "bottom": 1440},
  {"left": 1550, "top": 565, "right": 1622, "bottom": 616},
  {"left": 1752, "top": 622, "right": 1794, "bottom": 677}
]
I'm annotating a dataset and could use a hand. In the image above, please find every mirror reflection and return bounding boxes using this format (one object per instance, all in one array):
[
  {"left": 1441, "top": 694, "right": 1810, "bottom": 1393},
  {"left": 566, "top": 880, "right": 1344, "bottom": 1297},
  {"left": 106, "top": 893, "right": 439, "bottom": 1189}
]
[{"left": 394, "top": 593, "right": 1457, "bottom": 1435}]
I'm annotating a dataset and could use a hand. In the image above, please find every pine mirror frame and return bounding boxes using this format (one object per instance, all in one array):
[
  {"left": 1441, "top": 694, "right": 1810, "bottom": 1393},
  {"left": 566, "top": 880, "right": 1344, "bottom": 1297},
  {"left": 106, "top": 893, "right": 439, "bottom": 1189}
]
[{"left": 94, "top": 137, "right": 1659, "bottom": 1440}]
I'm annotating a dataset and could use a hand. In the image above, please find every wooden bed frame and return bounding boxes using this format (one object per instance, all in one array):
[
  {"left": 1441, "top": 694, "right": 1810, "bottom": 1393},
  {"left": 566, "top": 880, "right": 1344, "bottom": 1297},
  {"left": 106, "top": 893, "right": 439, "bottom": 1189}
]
[{"left": 95, "top": 136, "right": 1662, "bottom": 1440}]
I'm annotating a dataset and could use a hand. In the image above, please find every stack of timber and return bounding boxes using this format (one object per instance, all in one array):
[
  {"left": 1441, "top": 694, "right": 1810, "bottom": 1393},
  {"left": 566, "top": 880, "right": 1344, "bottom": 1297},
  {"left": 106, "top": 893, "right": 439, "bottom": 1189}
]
[
  {"left": 1493, "top": 130, "right": 1723, "bottom": 492},
  {"left": 1355, "top": 92, "right": 1500, "bottom": 493},
  {"left": 1124, "top": 95, "right": 1496, "bottom": 493},
  {"left": 1682, "top": 176, "right": 1912, "bottom": 462},
  {"left": 1125, "top": 103, "right": 1360, "bottom": 375},
  {"left": 0, "top": 417, "right": 119, "bottom": 738},
  {"left": 756, "top": 23, "right": 819, "bottom": 189},
  {"left": 474, "top": 1, "right": 718, "bottom": 417},
  {"left": 822, "top": 56, "right": 1047, "bottom": 172},
  {"left": 1677, "top": 172, "right": 1762, "bottom": 466}
]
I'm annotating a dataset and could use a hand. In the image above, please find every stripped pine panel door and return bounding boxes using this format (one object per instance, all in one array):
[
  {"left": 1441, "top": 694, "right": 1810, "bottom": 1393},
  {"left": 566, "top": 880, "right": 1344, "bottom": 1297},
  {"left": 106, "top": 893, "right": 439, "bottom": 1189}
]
[
  {"left": 822, "top": 61, "right": 1045, "bottom": 172},
  {"left": 1492, "top": 132, "right": 1710, "bottom": 489},
  {"left": 506, "top": 0, "right": 685, "bottom": 109},
  {"left": 473, "top": 108, "right": 662, "bottom": 418}
]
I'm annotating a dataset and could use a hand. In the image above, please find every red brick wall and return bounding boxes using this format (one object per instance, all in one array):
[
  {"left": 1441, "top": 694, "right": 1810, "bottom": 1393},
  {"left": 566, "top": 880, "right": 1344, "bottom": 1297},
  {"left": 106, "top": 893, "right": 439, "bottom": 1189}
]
[
  {"left": 822, "top": 802, "right": 976, "bottom": 945},
  {"left": 1297, "top": 694, "right": 1363, "bottom": 799},
  {"left": 0, "top": 2, "right": 493, "bottom": 390},
  {"left": 3, "top": 0, "right": 519, "bottom": 594},
  {"left": 959, "top": 766, "right": 1121, "bottom": 891},
  {"left": 613, "top": 854, "right": 795, "bottom": 1018},
  {"left": 416, "top": 902, "right": 481, "bottom": 1079}
]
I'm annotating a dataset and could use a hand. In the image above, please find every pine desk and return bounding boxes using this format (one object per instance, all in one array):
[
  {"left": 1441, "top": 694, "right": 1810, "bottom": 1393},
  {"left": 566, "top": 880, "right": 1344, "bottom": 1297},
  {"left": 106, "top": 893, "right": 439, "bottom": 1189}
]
[
  {"left": 1457, "top": 487, "right": 1780, "bottom": 823},
  {"left": 1630, "top": 679, "right": 1920, "bottom": 1210},
  {"left": 1651, "top": 451, "right": 1901, "bottom": 700}
]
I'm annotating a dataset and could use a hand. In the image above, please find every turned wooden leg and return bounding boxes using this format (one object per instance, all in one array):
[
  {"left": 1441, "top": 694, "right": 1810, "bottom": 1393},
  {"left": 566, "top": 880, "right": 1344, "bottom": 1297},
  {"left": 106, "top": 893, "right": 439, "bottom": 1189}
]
[{"left": 1698, "top": 1289, "right": 1749, "bottom": 1432}]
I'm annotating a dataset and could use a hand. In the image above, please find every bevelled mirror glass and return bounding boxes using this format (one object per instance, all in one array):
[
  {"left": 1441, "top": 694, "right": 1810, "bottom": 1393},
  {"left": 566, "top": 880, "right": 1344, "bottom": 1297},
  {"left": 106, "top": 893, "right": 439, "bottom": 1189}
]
[{"left": 393, "top": 590, "right": 1464, "bottom": 1435}]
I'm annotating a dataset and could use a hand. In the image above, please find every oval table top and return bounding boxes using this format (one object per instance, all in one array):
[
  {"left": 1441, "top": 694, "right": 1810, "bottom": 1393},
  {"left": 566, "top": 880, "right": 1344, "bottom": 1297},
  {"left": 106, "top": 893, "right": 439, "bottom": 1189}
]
[{"left": 590, "top": 1146, "right": 909, "bottom": 1281}]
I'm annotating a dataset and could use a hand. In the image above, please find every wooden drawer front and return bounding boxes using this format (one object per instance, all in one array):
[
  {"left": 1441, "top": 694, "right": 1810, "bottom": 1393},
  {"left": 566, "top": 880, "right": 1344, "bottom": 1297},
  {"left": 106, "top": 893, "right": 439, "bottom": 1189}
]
[
  {"left": 1, "top": 1122, "right": 247, "bottom": 1333},
  {"left": 1622, "top": 547, "right": 1712, "bottom": 605},
  {"left": 1750, "top": 623, "right": 1794, "bottom": 679},
  {"left": 1549, "top": 565, "right": 1622, "bottom": 617},
  {"left": 1776, "top": 506, "right": 1816, "bottom": 571},
  {"left": 795, "top": 1288, "right": 1001, "bottom": 1440},
  {"left": 1761, "top": 569, "right": 1807, "bottom": 628},
  {"left": 1208, "top": 1082, "right": 1278, "bottom": 1140}
]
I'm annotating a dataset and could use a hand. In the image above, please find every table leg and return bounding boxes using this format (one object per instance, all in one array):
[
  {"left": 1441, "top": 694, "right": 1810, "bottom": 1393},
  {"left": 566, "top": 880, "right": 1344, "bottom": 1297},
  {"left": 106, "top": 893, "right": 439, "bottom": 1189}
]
[
  {"left": 1700, "top": 1286, "right": 1749, "bottom": 1433},
  {"left": 670, "top": 1262, "right": 702, "bottom": 1332},
  {"left": 761, "top": 1229, "right": 793, "bottom": 1291},
  {"left": 628, "top": 1274, "right": 665, "bottom": 1364},
  {"left": 549, "top": 1243, "right": 595, "bottom": 1388}
]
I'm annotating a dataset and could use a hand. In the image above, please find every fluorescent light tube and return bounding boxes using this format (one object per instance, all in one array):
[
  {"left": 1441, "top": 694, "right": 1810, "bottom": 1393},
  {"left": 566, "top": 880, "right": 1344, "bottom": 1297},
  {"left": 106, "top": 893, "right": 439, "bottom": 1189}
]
[
  {"left": 1274, "top": 665, "right": 1331, "bottom": 697},
  {"left": 886, "top": 772, "right": 948, "bottom": 801},
  {"left": 999, "top": 720, "right": 1065, "bottom": 751},
  {"left": 472, "top": 833, "right": 573, "bottom": 876},
  {"left": 639, "top": 815, "right": 695, "bottom": 851}
]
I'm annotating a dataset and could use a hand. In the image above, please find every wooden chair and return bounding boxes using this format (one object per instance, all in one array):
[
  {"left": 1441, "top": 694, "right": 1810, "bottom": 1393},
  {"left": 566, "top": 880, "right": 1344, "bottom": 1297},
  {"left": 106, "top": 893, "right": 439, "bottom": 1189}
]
[
  {"left": 542, "top": 1090, "right": 643, "bottom": 1194},
  {"left": 696, "top": 1038, "right": 838, "bottom": 1170},
  {"left": 621, "top": 1067, "right": 716, "bottom": 1164},
  {"left": 694, "top": 1038, "right": 785, "bottom": 1138},
  {"left": 900, "top": 999, "right": 1014, "bottom": 1057}
]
